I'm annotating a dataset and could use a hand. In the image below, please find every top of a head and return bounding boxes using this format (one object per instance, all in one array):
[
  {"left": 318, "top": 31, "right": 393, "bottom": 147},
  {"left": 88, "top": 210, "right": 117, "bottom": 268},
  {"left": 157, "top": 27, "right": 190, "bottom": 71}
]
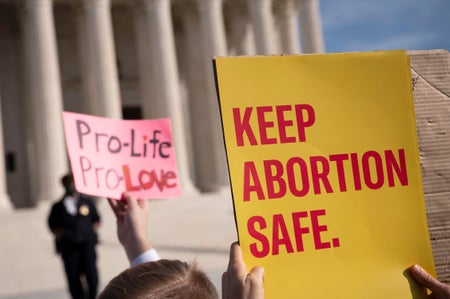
[{"left": 98, "top": 259, "right": 219, "bottom": 299}]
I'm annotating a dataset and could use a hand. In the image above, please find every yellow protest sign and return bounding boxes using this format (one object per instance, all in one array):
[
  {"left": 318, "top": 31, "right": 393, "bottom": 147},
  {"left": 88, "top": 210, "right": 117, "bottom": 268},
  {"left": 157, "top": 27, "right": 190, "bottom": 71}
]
[{"left": 214, "top": 50, "right": 435, "bottom": 298}]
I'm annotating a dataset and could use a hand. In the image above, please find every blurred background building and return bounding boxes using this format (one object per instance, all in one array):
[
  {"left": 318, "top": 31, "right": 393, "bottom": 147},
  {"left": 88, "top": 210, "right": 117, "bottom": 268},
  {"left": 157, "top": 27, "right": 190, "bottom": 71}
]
[{"left": 0, "top": 0, "right": 324, "bottom": 208}]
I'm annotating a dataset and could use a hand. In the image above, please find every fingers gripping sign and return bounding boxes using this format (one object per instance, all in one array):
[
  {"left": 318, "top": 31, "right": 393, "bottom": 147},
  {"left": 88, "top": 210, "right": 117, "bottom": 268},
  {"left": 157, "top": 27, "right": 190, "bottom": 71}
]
[
  {"left": 222, "top": 242, "right": 265, "bottom": 299},
  {"left": 107, "top": 193, "right": 152, "bottom": 262},
  {"left": 409, "top": 265, "right": 450, "bottom": 299}
]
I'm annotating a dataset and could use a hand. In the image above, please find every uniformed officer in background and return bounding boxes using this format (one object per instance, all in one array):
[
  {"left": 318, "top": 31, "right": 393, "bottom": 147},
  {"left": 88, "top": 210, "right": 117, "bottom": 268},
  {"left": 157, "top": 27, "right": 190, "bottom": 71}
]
[{"left": 48, "top": 173, "right": 101, "bottom": 299}]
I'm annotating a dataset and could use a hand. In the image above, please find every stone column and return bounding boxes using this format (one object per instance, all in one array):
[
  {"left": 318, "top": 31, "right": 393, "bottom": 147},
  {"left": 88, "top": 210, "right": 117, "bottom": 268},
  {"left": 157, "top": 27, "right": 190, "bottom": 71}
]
[
  {"left": 224, "top": 0, "right": 255, "bottom": 56},
  {"left": 177, "top": 4, "right": 205, "bottom": 190},
  {"left": 275, "top": 0, "right": 300, "bottom": 54},
  {"left": 77, "top": 0, "right": 122, "bottom": 118},
  {"left": 134, "top": 0, "right": 197, "bottom": 194},
  {"left": 298, "top": 0, "right": 324, "bottom": 53},
  {"left": 0, "top": 95, "right": 11, "bottom": 210},
  {"left": 134, "top": 2, "right": 164, "bottom": 119},
  {"left": 247, "top": 0, "right": 278, "bottom": 54},
  {"left": 198, "top": 0, "right": 227, "bottom": 56},
  {"left": 188, "top": 0, "right": 228, "bottom": 191},
  {"left": 20, "top": 0, "right": 68, "bottom": 204}
]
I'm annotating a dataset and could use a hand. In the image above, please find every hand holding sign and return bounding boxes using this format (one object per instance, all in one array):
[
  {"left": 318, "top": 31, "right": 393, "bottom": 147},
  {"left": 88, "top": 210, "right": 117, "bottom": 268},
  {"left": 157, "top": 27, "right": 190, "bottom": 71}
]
[
  {"left": 409, "top": 265, "right": 450, "bottom": 299},
  {"left": 62, "top": 112, "right": 182, "bottom": 199},
  {"left": 222, "top": 242, "right": 265, "bottom": 299},
  {"left": 108, "top": 193, "right": 153, "bottom": 262}
]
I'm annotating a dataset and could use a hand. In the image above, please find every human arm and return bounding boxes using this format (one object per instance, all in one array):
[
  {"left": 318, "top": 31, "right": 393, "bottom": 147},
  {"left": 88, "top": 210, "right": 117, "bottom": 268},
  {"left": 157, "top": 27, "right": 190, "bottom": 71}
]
[
  {"left": 50, "top": 227, "right": 65, "bottom": 238},
  {"left": 92, "top": 222, "right": 100, "bottom": 232},
  {"left": 86, "top": 196, "right": 101, "bottom": 231},
  {"left": 108, "top": 192, "right": 154, "bottom": 263},
  {"left": 47, "top": 204, "right": 65, "bottom": 238},
  {"left": 222, "top": 242, "right": 265, "bottom": 299},
  {"left": 409, "top": 264, "right": 450, "bottom": 299}
]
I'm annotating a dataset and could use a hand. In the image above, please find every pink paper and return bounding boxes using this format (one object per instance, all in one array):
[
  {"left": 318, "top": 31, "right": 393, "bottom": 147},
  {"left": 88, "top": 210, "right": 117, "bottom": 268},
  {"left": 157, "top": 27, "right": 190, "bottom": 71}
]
[{"left": 62, "top": 111, "right": 182, "bottom": 199}]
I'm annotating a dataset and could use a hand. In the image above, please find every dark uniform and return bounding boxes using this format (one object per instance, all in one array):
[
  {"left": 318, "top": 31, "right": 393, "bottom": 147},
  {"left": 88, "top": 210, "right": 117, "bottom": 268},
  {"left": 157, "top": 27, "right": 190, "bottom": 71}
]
[{"left": 48, "top": 193, "right": 100, "bottom": 299}]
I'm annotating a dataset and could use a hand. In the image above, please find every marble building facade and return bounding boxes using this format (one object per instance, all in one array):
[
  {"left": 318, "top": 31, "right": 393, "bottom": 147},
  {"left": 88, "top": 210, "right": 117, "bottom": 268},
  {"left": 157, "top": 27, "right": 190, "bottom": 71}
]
[{"left": 0, "top": 0, "right": 324, "bottom": 208}]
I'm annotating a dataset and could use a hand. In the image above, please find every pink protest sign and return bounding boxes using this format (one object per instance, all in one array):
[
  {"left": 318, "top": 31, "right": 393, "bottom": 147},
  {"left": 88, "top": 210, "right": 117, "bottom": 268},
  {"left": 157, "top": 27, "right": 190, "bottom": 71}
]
[{"left": 62, "top": 111, "right": 182, "bottom": 199}]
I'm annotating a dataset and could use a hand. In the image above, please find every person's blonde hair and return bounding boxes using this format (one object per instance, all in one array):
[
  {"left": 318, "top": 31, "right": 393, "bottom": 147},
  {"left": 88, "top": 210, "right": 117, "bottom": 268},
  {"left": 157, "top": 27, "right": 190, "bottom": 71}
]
[{"left": 98, "top": 259, "right": 218, "bottom": 299}]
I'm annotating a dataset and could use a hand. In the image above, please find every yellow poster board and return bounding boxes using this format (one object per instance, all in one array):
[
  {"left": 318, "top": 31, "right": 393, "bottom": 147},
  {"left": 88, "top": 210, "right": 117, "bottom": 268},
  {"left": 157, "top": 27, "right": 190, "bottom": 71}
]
[{"left": 213, "top": 50, "right": 435, "bottom": 299}]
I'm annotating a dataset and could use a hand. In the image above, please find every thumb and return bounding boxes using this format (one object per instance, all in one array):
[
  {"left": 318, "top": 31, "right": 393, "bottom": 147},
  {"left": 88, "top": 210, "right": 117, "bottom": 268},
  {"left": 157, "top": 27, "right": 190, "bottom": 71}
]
[
  {"left": 121, "top": 192, "right": 137, "bottom": 209},
  {"left": 409, "top": 265, "right": 450, "bottom": 296},
  {"left": 243, "top": 266, "right": 265, "bottom": 299}
]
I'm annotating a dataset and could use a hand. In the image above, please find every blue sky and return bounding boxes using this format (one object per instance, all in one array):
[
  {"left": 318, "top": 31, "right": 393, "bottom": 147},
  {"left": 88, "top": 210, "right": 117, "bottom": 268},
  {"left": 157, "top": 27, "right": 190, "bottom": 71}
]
[{"left": 319, "top": 0, "right": 450, "bottom": 53}]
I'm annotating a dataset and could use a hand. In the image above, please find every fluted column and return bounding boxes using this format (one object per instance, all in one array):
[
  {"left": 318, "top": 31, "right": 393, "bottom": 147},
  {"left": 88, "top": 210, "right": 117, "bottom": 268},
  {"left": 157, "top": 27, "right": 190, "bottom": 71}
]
[
  {"left": 77, "top": 0, "right": 122, "bottom": 118},
  {"left": 298, "top": 0, "right": 324, "bottom": 53},
  {"left": 177, "top": 5, "right": 204, "bottom": 190},
  {"left": 247, "top": 0, "right": 278, "bottom": 54},
  {"left": 134, "top": 0, "right": 197, "bottom": 194},
  {"left": 0, "top": 95, "right": 11, "bottom": 210},
  {"left": 188, "top": 0, "right": 228, "bottom": 191},
  {"left": 224, "top": 0, "right": 255, "bottom": 55},
  {"left": 276, "top": 0, "right": 300, "bottom": 54},
  {"left": 198, "top": 0, "right": 227, "bottom": 56},
  {"left": 20, "top": 0, "right": 68, "bottom": 204},
  {"left": 134, "top": 3, "right": 164, "bottom": 119}
]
